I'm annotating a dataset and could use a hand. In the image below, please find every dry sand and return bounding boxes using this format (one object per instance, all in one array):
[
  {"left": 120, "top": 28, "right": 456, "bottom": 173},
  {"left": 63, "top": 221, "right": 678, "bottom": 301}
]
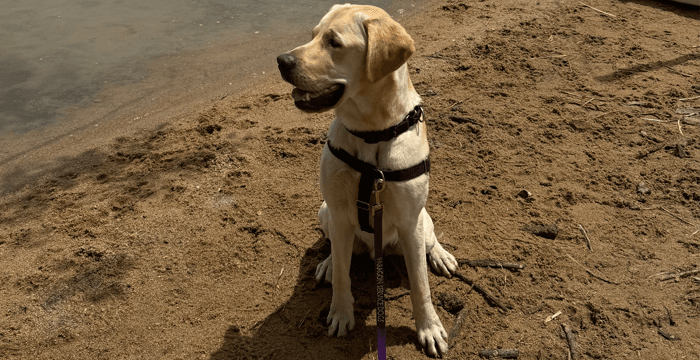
[{"left": 1, "top": 0, "right": 699, "bottom": 359}]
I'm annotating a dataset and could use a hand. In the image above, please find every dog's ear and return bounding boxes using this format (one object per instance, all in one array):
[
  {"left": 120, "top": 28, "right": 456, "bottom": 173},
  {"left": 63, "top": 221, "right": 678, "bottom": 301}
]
[{"left": 363, "top": 15, "right": 415, "bottom": 83}]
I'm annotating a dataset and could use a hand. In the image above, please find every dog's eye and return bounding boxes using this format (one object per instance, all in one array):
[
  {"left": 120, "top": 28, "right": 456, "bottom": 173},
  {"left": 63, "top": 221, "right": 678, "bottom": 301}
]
[{"left": 328, "top": 37, "right": 342, "bottom": 48}]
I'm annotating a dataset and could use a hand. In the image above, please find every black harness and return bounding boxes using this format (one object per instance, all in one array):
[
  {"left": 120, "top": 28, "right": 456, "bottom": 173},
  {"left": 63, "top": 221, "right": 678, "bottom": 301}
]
[
  {"left": 326, "top": 105, "right": 429, "bottom": 233},
  {"left": 325, "top": 105, "right": 429, "bottom": 360},
  {"left": 326, "top": 143, "right": 430, "bottom": 233}
]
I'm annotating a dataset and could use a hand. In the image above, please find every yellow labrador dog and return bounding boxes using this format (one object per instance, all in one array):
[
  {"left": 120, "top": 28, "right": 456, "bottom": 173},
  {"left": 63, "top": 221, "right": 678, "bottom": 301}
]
[{"left": 277, "top": 4, "right": 457, "bottom": 357}]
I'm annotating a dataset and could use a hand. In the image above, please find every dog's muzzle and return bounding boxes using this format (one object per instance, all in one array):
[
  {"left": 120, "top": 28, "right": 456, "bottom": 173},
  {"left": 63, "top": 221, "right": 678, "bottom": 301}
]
[{"left": 277, "top": 52, "right": 345, "bottom": 113}]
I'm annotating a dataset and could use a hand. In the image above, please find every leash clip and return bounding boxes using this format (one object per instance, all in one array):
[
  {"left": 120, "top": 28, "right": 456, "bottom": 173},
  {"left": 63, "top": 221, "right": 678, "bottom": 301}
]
[{"left": 371, "top": 170, "right": 386, "bottom": 217}]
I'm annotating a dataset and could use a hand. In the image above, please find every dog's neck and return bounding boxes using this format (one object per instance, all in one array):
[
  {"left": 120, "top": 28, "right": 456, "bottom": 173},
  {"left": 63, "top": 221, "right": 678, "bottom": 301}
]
[{"left": 334, "top": 64, "right": 421, "bottom": 132}]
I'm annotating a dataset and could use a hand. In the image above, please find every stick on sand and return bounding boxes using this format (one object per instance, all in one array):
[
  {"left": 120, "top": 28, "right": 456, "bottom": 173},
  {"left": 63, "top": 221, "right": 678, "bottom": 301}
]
[
  {"left": 566, "top": 254, "right": 619, "bottom": 285},
  {"left": 658, "top": 268, "right": 700, "bottom": 281},
  {"left": 679, "top": 95, "right": 700, "bottom": 101},
  {"left": 562, "top": 324, "right": 579, "bottom": 360},
  {"left": 478, "top": 349, "right": 520, "bottom": 358},
  {"left": 578, "top": 224, "right": 592, "bottom": 251},
  {"left": 660, "top": 207, "right": 696, "bottom": 226},
  {"left": 457, "top": 259, "right": 525, "bottom": 270},
  {"left": 452, "top": 271, "right": 509, "bottom": 312},
  {"left": 579, "top": 2, "right": 616, "bottom": 17}
]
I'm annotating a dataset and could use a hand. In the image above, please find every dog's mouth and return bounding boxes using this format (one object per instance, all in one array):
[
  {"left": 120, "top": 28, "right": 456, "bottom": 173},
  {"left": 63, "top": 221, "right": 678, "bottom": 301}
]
[{"left": 291, "top": 84, "right": 345, "bottom": 112}]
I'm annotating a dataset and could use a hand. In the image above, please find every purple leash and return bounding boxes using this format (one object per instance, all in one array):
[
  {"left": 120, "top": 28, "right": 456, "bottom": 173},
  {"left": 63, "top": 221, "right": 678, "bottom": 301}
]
[{"left": 372, "top": 177, "right": 386, "bottom": 360}]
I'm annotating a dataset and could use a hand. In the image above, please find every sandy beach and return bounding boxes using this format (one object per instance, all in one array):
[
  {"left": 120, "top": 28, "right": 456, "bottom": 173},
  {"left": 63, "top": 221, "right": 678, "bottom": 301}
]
[{"left": 1, "top": 0, "right": 699, "bottom": 359}]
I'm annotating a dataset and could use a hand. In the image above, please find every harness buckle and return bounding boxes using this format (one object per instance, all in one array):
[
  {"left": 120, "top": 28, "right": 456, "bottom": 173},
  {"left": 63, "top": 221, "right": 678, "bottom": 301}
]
[{"left": 356, "top": 200, "right": 371, "bottom": 211}]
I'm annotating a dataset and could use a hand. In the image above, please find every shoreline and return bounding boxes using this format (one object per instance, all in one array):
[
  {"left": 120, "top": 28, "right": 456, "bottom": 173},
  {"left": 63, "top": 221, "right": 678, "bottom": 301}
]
[
  {"left": 0, "top": 31, "right": 303, "bottom": 193},
  {"left": 0, "top": 0, "right": 426, "bottom": 196}
]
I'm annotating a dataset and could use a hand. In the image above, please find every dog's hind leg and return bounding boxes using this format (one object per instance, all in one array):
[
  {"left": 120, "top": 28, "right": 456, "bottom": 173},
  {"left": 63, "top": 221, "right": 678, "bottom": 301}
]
[
  {"left": 316, "top": 256, "right": 334, "bottom": 284},
  {"left": 419, "top": 208, "right": 458, "bottom": 277},
  {"left": 316, "top": 202, "right": 334, "bottom": 283}
]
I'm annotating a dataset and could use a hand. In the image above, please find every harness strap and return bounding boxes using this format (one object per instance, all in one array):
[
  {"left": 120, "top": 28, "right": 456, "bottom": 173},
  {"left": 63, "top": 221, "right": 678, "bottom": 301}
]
[
  {"left": 326, "top": 141, "right": 430, "bottom": 233},
  {"left": 346, "top": 105, "right": 423, "bottom": 144}
]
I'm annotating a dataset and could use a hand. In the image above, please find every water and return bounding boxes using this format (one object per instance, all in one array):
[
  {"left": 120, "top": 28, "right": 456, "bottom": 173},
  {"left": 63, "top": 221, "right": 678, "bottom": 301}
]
[{"left": 0, "top": 0, "right": 418, "bottom": 136}]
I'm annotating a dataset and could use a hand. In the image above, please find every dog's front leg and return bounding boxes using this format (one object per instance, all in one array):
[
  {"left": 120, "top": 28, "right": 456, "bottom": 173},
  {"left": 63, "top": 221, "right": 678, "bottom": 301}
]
[
  {"left": 398, "top": 213, "right": 448, "bottom": 357},
  {"left": 327, "top": 215, "right": 356, "bottom": 337}
]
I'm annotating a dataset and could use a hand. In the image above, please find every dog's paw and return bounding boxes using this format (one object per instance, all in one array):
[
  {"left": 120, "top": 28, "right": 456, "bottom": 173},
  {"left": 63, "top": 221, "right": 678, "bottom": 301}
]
[
  {"left": 327, "top": 299, "right": 355, "bottom": 336},
  {"left": 428, "top": 243, "right": 458, "bottom": 278},
  {"left": 315, "top": 256, "right": 333, "bottom": 283},
  {"left": 417, "top": 320, "right": 448, "bottom": 358}
]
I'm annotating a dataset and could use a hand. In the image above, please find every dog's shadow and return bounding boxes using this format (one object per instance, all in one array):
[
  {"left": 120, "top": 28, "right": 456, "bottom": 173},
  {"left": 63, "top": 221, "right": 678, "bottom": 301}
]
[{"left": 210, "top": 235, "right": 419, "bottom": 359}]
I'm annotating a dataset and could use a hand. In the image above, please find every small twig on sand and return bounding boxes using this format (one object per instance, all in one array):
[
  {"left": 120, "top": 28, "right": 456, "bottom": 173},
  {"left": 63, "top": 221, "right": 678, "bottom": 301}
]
[
  {"left": 660, "top": 207, "right": 696, "bottom": 226},
  {"left": 664, "top": 66, "right": 692, "bottom": 78},
  {"left": 642, "top": 117, "right": 667, "bottom": 123},
  {"left": 690, "top": 229, "right": 700, "bottom": 237},
  {"left": 544, "top": 310, "right": 563, "bottom": 323},
  {"left": 453, "top": 271, "right": 509, "bottom": 312},
  {"left": 539, "top": 54, "right": 568, "bottom": 59},
  {"left": 593, "top": 110, "right": 621, "bottom": 119},
  {"left": 636, "top": 142, "right": 669, "bottom": 159},
  {"left": 579, "top": 2, "right": 616, "bottom": 17},
  {"left": 478, "top": 349, "right": 520, "bottom": 358},
  {"left": 562, "top": 324, "right": 579, "bottom": 360},
  {"left": 448, "top": 307, "right": 469, "bottom": 348},
  {"left": 581, "top": 98, "right": 595, "bottom": 108},
  {"left": 678, "top": 118, "right": 684, "bottom": 135},
  {"left": 658, "top": 328, "right": 681, "bottom": 341},
  {"left": 566, "top": 254, "right": 619, "bottom": 285},
  {"left": 458, "top": 259, "right": 525, "bottom": 270},
  {"left": 658, "top": 268, "right": 700, "bottom": 281},
  {"left": 275, "top": 267, "right": 284, "bottom": 289},
  {"left": 448, "top": 99, "right": 465, "bottom": 110},
  {"left": 648, "top": 271, "right": 675, "bottom": 279},
  {"left": 578, "top": 224, "right": 592, "bottom": 251},
  {"left": 679, "top": 95, "right": 700, "bottom": 101},
  {"left": 642, "top": 207, "right": 697, "bottom": 226}
]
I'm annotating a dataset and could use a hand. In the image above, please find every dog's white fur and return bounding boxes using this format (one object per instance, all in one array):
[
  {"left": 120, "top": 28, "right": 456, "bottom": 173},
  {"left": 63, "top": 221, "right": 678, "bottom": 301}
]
[{"left": 279, "top": 4, "right": 458, "bottom": 357}]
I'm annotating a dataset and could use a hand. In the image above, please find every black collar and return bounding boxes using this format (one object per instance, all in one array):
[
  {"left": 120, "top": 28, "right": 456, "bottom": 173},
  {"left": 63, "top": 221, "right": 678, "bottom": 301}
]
[{"left": 345, "top": 105, "right": 423, "bottom": 144}]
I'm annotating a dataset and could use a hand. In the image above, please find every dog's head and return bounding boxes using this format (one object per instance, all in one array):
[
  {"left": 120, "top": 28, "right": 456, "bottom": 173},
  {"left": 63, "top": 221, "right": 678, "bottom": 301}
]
[{"left": 277, "top": 4, "right": 415, "bottom": 113}]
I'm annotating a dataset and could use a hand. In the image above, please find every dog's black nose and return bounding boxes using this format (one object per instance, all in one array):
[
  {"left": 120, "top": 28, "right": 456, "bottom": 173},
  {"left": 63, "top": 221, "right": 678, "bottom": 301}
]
[{"left": 277, "top": 53, "right": 297, "bottom": 72}]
